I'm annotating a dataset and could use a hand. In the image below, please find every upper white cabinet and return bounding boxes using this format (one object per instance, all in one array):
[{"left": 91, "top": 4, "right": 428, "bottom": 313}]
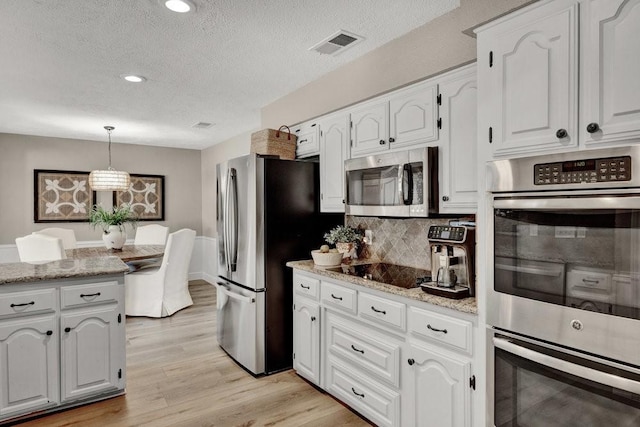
[
  {"left": 477, "top": 0, "right": 640, "bottom": 158},
  {"left": 581, "top": 0, "right": 640, "bottom": 146},
  {"left": 293, "top": 121, "right": 320, "bottom": 158},
  {"left": 438, "top": 64, "right": 478, "bottom": 213},
  {"left": 477, "top": 0, "right": 579, "bottom": 157},
  {"left": 350, "top": 81, "right": 439, "bottom": 158},
  {"left": 319, "top": 112, "right": 350, "bottom": 212}
]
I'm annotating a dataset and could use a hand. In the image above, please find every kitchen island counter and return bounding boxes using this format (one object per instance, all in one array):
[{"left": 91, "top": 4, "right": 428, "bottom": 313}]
[
  {"left": 0, "top": 256, "right": 129, "bottom": 285},
  {"left": 287, "top": 259, "right": 477, "bottom": 315}
]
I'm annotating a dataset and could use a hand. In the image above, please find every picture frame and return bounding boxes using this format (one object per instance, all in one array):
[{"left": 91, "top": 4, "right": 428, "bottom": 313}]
[
  {"left": 113, "top": 174, "right": 165, "bottom": 221},
  {"left": 34, "top": 169, "right": 96, "bottom": 223}
]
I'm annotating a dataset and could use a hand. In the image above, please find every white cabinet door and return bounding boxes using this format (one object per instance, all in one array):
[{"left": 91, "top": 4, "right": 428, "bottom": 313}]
[
  {"left": 479, "top": 0, "right": 579, "bottom": 157},
  {"left": 294, "top": 121, "right": 320, "bottom": 158},
  {"left": 350, "top": 100, "right": 390, "bottom": 157},
  {"left": 403, "top": 342, "right": 471, "bottom": 427},
  {"left": 293, "top": 296, "right": 320, "bottom": 386},
  {"left": 0, "top": 315, "right": 58, "bottom": 418},
  {"left": 319, "top": 113, "right": 350, "bottom": 212},
  {"left": 61, "top": 305, "right": 122, "bottom": 402},
  {"left": 581, "top": 0, "right": 640, "bottom": 146},
  {"left": 389, "top": 82, "right": 439, "bottom": 149},
  {"left": 438, "top": 65, "right": 478, "bottom": 213}
]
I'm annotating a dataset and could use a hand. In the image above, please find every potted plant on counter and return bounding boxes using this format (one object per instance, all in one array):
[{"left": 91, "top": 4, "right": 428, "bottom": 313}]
[
  {"left": 89, "top": 204, "right": 138, "bottom": 250},
  {"left": 324, "top": 225, "right": 363, "bottom": 259}
]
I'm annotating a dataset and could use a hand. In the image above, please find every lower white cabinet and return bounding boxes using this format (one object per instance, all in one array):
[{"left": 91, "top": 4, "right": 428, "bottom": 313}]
[{"left": 292, "top": 270, "right": 476, "bottom": 427}]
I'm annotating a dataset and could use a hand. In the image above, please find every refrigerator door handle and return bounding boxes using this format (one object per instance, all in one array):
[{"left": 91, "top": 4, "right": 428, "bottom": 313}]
[
  {"left": 223, "top": 169, "right": 231, "bottom": 273},
  {"left": 227, "top": 168, "right": 239, "bottom": 272},
  {"left": 215, "top": 282, "right": 255, "bottom": 304}
]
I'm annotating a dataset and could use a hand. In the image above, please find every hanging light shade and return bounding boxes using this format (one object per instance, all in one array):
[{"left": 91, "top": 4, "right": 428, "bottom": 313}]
[{"left": 89, "top": 126, "right": 131, "bottom": 191}]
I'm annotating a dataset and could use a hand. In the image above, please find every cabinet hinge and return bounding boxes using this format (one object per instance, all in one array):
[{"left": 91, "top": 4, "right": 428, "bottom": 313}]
[
  {"left": 437, "top": 93, "right": 441, "bottom": 105},
  {"left": 320, "top": 130, "right": 323, "bottom": 137},
  {"left": 489, "top": 127, "right": 493, "bottom": 143},
  {"left": 293, "top": 303, "right": 296, "bottom": 310},
  {"left": 118, "top": 369, "right": 122, "bottom": 379},
  {"left": 350, "top": 121, "right": 353, "bottom": 129},
  {"left": 293, "top": 353, "right": 296, "bottom": 360},
  {"left": 118, "top": 313, "right": 122, "bottom": 323},
  {"left": 470, "top": 375, "right": 476, "bottom": 390},
  {"left": 320, "top": 193, "right": 323, "bottom": 200},
  {"left": 489, "top": 51, "right": 493, "bottom": 68},
  {"left": 350, "top": 139, "right": 353, "bottom": 147},
  {"left": 437, "top": 118, "right": 442, "bottom": 129}
]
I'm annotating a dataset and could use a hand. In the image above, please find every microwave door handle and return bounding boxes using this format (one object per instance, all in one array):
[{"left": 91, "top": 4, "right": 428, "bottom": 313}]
[
  {"left": 402, "top": 163, "right": 413, "bottom": 205},
  {"left": 493, "top": 337, "right": 640, "bottom": 395}
]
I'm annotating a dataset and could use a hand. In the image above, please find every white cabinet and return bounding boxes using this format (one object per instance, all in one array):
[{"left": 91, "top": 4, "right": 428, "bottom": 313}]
[
  {"left": 350, "top": 99, "right": 390, "bottom": 157},
  {"left": 293, "top": 121, "right": 320, "bottom": 158},
  {"left": 581, "top": 0, "right": 640, "bottom": 146},
  {"left": 477, "top": 0, "right": 579, "bottom": 157},
  {"left": 319, "top": 112, "right": 350, "bottom": 212},
  {"left": 293, "top": 295, "right": 320, "bottom": 386},
  {"left": 438, "top": 64, "right": 478, "bottom": 213}
]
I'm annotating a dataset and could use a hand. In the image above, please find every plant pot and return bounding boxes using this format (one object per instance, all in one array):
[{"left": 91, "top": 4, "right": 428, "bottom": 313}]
[
  {"left": 336, "top": 242, "right": 354, "bottom": 259},
  {"left": 103, "top": 225, "right": 127, "bottom": 250}
]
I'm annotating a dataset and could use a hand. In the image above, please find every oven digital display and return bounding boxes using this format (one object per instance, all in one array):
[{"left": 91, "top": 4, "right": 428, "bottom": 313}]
[{"left": 562, "top": 159, "right": 596, "bottom": 172}]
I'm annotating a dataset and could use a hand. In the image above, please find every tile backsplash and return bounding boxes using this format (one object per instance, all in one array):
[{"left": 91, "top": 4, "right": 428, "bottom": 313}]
[{"left": 346, "top": 215, "right": 474, "bottom": 271}]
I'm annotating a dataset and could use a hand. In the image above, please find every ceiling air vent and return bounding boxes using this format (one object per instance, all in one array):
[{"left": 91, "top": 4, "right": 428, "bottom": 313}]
[
  {"left": 310, "top": 30, "right": 363, "bottom": 56},
  {"left": 192, "top": 121, "right": 214, "bottom": 129}
]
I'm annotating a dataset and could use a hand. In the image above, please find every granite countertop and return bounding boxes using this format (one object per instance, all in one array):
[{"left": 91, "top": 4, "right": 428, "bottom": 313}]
[
  {"left": 0, "top": 257, "right": 129, "bottom": 285},
  {"left": 286, "top": 260, "right": 477, "bottom": 315}
]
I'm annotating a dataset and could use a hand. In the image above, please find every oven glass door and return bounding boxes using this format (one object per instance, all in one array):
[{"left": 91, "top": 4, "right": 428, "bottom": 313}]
[
  {"left": 494, "top": 195, "right": 640, "bottom": 320},
  {"left": 494, "top": 334, "right": 640, "bottom": 427}
]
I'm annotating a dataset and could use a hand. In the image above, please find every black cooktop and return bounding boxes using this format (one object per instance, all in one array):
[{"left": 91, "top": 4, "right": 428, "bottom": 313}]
[{"left": 326, "top": 263, "right": 431, "bottom": 289}]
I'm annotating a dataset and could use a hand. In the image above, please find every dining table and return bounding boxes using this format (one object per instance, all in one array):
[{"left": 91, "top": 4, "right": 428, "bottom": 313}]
[{"left": 66, "top": 245, "right": 165, "bottom": 263}]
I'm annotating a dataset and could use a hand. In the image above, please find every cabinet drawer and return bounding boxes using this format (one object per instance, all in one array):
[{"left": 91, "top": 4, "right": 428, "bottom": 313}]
[
  {"left": 0, "top": 289, "right": 56, "bottom": 317},
  {"left": 358, "top": 292, "right": 406, "bottom": 331},
  {"left": 60, "top": 281, "right": 119, "bottom": 309},
  {"left": 326, "top": 357, "right": 400, "bottom": 427},
  {"left": 293, "top": 273, "right": 320, "bottom": 300},
  {"left": 321, "top": 282, "right": 357, "bottom": 314},
  {"left": 408, "top": 306, "right": 472, "bottom": 355},
  {"left": 325, "top": 311, "right": 400, "bottom": 387}
]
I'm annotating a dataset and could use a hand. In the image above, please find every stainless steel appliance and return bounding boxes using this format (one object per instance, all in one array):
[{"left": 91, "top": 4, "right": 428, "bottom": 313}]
[
  {"left": 344, "top": 147, "right": 438, "bottom": 217},
  {"left": 216, "top": 154, "right": 341, "bottom": 375},
  {"left": 487, "top": 147, "right": 640, "bottom": 426},
  {"left": 422, "top": 225, "right": 476, "bottom": 299}
]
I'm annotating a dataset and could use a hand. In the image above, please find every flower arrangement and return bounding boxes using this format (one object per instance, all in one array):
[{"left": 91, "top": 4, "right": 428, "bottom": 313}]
[
  {"left": 323, "top": 225, "right": 363, "bottom": 246},
  {"left": 89, "top": 204, "right": 138, "bottom": 234}
]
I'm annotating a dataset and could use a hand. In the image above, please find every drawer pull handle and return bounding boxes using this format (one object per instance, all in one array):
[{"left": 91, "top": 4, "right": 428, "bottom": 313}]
[
  {"left": 80, "top": 292, "right": 101, "bottom": 298},
  {"left": 351, "top": 387, "right": 365, "bottom": 398},
  {"left": 370, "top": 306, "right": 386, "bottom": 315},
  {"left": 351, "top": 344, "right": 364, "bottom": 354},
  {"left": 331, "top": 294, "right": 343, "bottom": 301},
  {"left": 10, "top": 301, "right": 35, "bottom": 308},
  {"left": 300, "top": 284, "right": 310, "bottom": 289},
  {"left": 46, "top": 330, "right": 53, "bottom": 336},
  {"left": 427, "top": 324, "right": 448, "bottom": 334},
  {"left": 64, "top": 327, "right": 71, "bottom": 333}
]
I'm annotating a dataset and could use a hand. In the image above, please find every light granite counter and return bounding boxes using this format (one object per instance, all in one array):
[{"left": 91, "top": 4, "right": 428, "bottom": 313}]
[
  {"left": 0, "top": 257, "right": 129, "bottom": 285},
  {"left": 287, "top": 259, "right": 477, "bottom": 315}
]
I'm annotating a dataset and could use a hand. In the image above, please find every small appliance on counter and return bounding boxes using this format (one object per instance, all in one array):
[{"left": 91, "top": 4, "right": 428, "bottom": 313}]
[{"left": 421, "top": 225, "right": 476, "bottom": 299}]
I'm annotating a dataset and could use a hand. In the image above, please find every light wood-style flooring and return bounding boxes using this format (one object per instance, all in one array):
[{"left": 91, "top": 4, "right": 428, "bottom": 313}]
[{"left": 20, "top": 281, "right": 371, "bottom": 427}]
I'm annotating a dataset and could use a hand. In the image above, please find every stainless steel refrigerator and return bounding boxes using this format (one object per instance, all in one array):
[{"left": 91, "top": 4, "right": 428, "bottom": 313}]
[{"left": 215, "top": 154, "right": 341, "bottom": 375}]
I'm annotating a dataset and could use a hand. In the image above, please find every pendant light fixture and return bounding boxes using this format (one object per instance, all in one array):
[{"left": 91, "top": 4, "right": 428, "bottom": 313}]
[{"left": 89, "top": 126, "right": 131, "bottom": 191}]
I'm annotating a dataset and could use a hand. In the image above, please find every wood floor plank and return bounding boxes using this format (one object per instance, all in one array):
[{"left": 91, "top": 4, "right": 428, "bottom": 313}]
[{"left": 16, "top": 281, "right": 372, "bottom": 426}]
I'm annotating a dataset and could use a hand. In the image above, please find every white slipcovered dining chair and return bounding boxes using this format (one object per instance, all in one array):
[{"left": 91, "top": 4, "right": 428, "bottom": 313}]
[
  {"left": 134, "top": 224, "right": 169, "bottom": 245},
  {"left": 15, "top": 234, "right": 67, "bottom": 263},
  {"left": 33, "top": 227, "right": 77, "bottom": 250},
  {"left": 125, "top": 228, "right": 196, "bottom": 317}
]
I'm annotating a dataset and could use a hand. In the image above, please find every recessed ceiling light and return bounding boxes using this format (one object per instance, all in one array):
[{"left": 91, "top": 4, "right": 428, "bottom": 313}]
[
  {"left": 121, "top": 74, "right": 146, "bottom": 83},
  {"left": 164, "top": 0, "right": 194, "bottom": 13}
]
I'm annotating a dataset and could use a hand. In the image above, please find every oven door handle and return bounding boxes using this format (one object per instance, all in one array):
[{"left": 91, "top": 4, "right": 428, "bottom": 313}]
[
  {"left": 493, "top": 337, "right": 640, "bottom": 395},
  {"left": 494, "top": 196, "right": 640, "bottom": 210}
]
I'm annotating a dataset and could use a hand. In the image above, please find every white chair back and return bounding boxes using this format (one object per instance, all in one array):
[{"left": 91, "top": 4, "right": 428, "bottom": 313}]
[
  {"left": 161, "top": 229, "right": 196, "bottom": 288},
  {"left": 134, "top": 224, "right": 169, "bottom": 245},
  {"left": 16, "top": 234, "right": 67, "bottom": 263},
  {"left": 33, "top": 227, "right": 77, "bottom": 250}
]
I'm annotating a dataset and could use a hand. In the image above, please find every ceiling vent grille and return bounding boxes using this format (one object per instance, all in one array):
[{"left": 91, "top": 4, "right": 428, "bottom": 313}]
[
  {"left": 310, "top": 30, "right": 363, "bottom": 56},
  {"left": 192, "top": 121, "right": 214, "bottom": 129}
]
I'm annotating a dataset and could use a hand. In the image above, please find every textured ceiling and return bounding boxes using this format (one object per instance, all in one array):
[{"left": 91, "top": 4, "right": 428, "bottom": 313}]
[{"left": 0, "top": 0, "right": 458, "bottom": 149}]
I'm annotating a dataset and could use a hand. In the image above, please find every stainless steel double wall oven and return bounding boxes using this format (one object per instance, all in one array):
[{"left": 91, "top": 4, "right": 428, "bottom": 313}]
[{"left": 487, "top": 147, "right": 640, "bottom": 426}]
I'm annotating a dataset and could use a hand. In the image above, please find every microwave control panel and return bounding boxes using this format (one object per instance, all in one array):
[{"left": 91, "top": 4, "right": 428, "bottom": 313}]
[
  {"left": 534, "top": 156, "right": 631, "bottom": 185},
  {"left": 428, "top": 225, "right": 467, "bottom": 243}
]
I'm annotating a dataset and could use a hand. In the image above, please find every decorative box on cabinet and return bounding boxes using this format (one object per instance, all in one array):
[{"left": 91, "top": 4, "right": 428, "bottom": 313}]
[
  {"left": 293, "top": 121, "right": 320, "bottom": 158},
  {"left": 318, "top": 112, "right": 350, "bottom": 213}
]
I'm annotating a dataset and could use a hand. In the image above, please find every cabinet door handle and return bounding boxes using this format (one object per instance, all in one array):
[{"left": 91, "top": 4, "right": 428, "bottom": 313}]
[
  {"left": 351, "top": 344, "right": 365, "bottom": 354},
  {"left": 427, "top": 324, "right": 448, "bottom": 334},
  {"left": 10, "top": 301, "right": 35, "bottom": 308},
  {"left": 300, "top": 284, "right": 310, "bottom": 289},
  {"left": 351, "top": 387, "right": 365, "bottom": 398},
  {"left": 388, "top": 137, "right": 395, "bottom": 143},
  {"left": 331, "top": 294, "right": 343, "bottom": 301},
  {"left": 586, "top": 123, "right": 600, "bottom": 133},
  {"left": 64, "top": 327, "right": 71, "bottom": 333},
  {"left": 298, "top": 139, "right": 308, "bottom": 144},
  {"left": 408, "top": 358, "right": 415, "bottom": 366},
  {"left": 80, "top": 292, "right": 101, "bottom": 298},
  {"left": 379, "top": 139, "right": 386, "bottom": 145},
  {"left": 370, "top": 306, "right": 386, "bottom": 315},
  {"left": 442, "top": 196, "right": 449, "bottom": 202},
  {"left": 46, "top": 330, "right": 53, "bottom": 336},
  {"left": 556, "top": 129, "right": 568, "bottom": 139},
  {"left": 311, "top": 316, "right": 316, "bottom": 322}
]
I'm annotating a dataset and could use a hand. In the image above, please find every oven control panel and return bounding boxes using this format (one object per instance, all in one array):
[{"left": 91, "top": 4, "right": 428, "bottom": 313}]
[
  {"left": 428, "top": 225, "right": 467, "bottom": 243},
  {"left": 534, "top": 156, "right": 631, "bottom": 185}
]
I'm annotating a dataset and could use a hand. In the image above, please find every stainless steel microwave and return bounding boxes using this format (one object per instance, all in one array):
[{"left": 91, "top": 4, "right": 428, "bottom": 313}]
[{"left": 345, "top": 147, "right": 438, "bottom": 217}]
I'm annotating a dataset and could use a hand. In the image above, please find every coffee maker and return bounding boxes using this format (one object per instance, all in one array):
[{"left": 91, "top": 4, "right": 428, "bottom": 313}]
[{"left": 422, "top": 225, "right": 476, "bottom": 299}]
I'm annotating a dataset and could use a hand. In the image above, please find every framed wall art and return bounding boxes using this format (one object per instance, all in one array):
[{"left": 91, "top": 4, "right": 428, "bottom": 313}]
[
  {"left": 34, "top": 169, "right": 96, "bottom": 222},
  {"left": 113, "top": 174, "right": 165, "bottom": 221}
]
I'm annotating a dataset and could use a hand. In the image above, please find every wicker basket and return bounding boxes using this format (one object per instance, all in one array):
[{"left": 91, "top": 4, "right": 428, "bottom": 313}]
[{"left": 250, "top": 126, "right": 297, "bottom": 160}]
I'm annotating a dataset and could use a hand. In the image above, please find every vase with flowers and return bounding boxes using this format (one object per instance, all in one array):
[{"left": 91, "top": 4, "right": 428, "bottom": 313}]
[
  {"left": 323, "top": 225, "right": 363, "bottom": 259},
  {"left": 89, "top": 204, "right": 138, "bottom": 250}
]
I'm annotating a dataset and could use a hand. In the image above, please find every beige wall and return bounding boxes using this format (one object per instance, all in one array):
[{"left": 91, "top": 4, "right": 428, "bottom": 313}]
[{"left": 0, "top": 133, "right": 202, "bottom": 244}]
